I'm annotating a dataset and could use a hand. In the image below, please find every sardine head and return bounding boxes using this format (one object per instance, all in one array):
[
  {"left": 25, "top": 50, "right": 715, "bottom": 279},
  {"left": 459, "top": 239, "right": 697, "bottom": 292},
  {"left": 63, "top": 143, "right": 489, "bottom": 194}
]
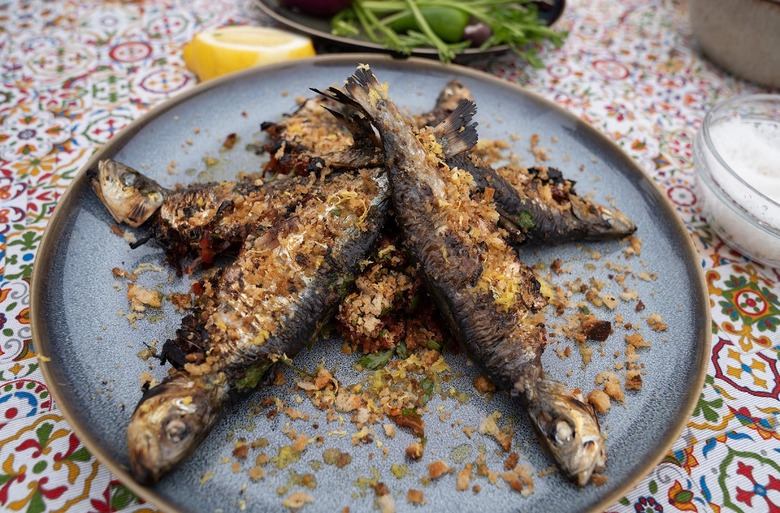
[
  {"left": 525, "top": 378, "right": 607, "bottom": 486},
  {"left": 91, "top": 159, "right": 167, "bottom": 227},
  {"left": 127, "top": 372, "right": 225, "bottom": 484}
]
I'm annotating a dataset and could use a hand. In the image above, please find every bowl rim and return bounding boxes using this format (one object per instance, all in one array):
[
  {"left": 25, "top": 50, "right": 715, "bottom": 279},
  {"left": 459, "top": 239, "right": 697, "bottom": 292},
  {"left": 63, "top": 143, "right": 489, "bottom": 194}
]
[{"left": 696, "top": 93, "right": 780, "bottom": 239}]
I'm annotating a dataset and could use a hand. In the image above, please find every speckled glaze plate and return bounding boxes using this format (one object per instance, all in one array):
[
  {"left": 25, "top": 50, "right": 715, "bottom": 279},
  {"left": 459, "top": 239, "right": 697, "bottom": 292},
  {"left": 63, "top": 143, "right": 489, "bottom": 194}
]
[
  {"left": 32, "top": 55, "right": 710, "bottom": 513},
  {"left": 254, "top": 0, "right": 565, "bottom": 60}
]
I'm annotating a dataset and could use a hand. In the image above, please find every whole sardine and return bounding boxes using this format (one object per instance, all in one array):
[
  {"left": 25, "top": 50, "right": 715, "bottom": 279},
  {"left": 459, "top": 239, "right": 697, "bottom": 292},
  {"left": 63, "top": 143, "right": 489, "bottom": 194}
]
[
  {"left": 420, "top": 79, "right": 635, "bottom": 244},
  {"left": 90, "top": 160, "right": 322, "bottom": 265},
  {"left": 126, "top": 168, "right": 389, "bottom": 483},
  {"left": 458, "top": 155, "right": 636, "bottom": 244},
  {"left": 319, "top": 66, "right": 606, "bottom": 486}
]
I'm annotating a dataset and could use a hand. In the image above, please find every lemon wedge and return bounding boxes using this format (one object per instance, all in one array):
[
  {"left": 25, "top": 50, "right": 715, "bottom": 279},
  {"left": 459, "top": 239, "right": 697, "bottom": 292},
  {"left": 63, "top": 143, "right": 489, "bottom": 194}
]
[{"left": 182, "top": 26, "right": 316, "bottom": 81}]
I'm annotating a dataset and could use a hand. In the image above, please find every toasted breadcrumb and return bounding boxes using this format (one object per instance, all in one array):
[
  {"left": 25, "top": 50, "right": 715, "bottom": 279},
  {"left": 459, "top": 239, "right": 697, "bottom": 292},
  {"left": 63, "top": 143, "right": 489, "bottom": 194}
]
[
  {"left": 406, "top": 442, "right": 423, "bottom": 461},
  {"left": 456, "top": 463, "right": 473, "bottom": 491},
  {"left": 581, "top": 315, "right": 612, "bottom": 341},
  {"left": 473, "top": 375, "right": 496, "bottom": 394},
  {"left": 479, "top": 411, "right": 512, "bottom": 452},
  {"left": 603, "top": 381, "right": 625, "bottom": 403},
  {"left": 587, "top": 389, "right": 611, "bottom": 414},
  {"left": 647, "top": 313, "right": 668, "bottom": 332},
  {"left": 428, "top": 461, "right": 450, "bottom": 480},
  {"left": 283, "top": 492, "right": 314, "bottom": 510},
  {"left": 407, "top": 489, "right": 425, "bottom": 505},
  {"left": 501, "top": 464, "right": 534, "bottom": 496},
  {"left": 127, "top": 283, "right": 163, "bottom": 312},
  {"left": 625, "top": 371, "right": 643, "bottom": 390},
  {"left": 625, "top": 333, "right": 651, "bottom": 348},
  {"left": 623, "top": 235, "right": 642, "bottom": 257}
]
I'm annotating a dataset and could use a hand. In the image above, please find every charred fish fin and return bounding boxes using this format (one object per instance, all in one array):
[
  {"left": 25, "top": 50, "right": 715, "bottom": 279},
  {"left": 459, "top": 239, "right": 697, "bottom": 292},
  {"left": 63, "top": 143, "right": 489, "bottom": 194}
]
[
  {"left": 435, "top": 80, "right": 473, "bottom": 115},
  {"left": 321, "top": 105, "right": 380, "bottom": 150},
  {"left": 345, "top": 65, "right": 381, "bottom": 94},
  {"left": 321, "top": 105, "right": 346, "bottom": 122},
  {"left": 345, "top": 111, "right": 380, "bottom": 149},
  {"left": 310, "top": 86, "right": 363, "bottom": 113},
  {"left": 432, "top": 99, "right": 479, "bottom": 158},
  {"left": 129, "top": 232, "right": 153, "bottom": 249}
]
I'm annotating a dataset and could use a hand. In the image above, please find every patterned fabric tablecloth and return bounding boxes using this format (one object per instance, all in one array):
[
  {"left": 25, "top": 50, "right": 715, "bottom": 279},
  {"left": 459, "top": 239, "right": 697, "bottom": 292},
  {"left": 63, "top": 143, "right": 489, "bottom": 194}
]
[{"left": 1, "top": 0, "right": 778, "bottom": 512}]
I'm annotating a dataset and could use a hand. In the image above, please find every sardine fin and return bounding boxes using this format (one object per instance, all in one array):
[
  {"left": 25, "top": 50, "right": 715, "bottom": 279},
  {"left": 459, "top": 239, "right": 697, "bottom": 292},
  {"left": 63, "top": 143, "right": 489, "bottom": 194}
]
[
  {"left": 312, "top": 66, "right": 381, "bottom": 114},
  {"left": 311, "top": 86, "right": 361, "bottom": 112},
  {"left": 432, "top": 99, "right": 478, "bottom": 158},
  {"left": 321, "top": 105, "right": 380, "bottom": 149}
]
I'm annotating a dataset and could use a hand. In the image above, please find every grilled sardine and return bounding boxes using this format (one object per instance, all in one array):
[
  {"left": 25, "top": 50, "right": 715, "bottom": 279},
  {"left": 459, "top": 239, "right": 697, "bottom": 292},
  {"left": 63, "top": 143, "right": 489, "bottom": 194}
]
[
  {"left": 90, "top": 160, "right": 323, "bottom": 265},
  {"left": 421, "top": 79, "right": 635, "bottom": 244},
  {"left": 126, "top": 169, "right": 389, "bottom": 483},
  {"left": 262, "top": 96, "right": 381, "bottom": 175},
  {"left": 319, "top": 66, "right": 606, "bottom": 486}
]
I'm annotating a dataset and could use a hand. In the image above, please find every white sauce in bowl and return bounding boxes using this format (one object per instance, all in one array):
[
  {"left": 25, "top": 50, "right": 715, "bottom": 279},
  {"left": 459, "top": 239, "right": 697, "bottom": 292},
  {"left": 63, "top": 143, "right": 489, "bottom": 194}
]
[{"left": 710, "top": 119, "right": 780, "bottom": 207}]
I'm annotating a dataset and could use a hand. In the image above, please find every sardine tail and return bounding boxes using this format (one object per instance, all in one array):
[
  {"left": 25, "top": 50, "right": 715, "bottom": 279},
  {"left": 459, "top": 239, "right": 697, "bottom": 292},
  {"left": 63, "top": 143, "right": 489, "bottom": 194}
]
[
  {"left": 346, "top": 65, "right": 381, "bottom": 93},
  {"left": 433, "top": 99, "right": 479, "bottom": 158},
  {"left": 310, "top": 86, "right": 362, "bottom": 112}
]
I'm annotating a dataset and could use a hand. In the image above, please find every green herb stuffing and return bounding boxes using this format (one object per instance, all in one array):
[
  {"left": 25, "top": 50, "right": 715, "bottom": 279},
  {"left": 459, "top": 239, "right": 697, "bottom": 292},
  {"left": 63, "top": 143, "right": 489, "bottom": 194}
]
[
  {"left": 419, "top": 377, "right": 435, "bottom": 405},
  {"left": 235, "top": 360, "right": 275, "bottom": 390},
  {"left": 356, "top": 348, "right": 394, "bottom": 369},
  {"left": 516, "top": 210, "right": 535, "bottom": 231},
  {"left": 330, "top": 0, "right": 566, "bottom": 64}
]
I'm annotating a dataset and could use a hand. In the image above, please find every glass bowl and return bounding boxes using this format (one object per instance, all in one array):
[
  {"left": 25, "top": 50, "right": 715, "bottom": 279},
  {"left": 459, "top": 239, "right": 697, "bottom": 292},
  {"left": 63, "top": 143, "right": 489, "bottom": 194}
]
[{"left": 693, "top": 94, "right": 780, "bottom": 267}]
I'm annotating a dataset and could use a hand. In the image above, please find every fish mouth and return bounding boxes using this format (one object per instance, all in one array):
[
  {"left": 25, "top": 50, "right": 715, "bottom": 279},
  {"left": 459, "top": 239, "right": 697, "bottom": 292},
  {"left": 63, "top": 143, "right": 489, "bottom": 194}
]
[
  {"left": 92, "top": 159, "right": 167, "bottom": 227},
  {"left": 127, "top": 423, "right": 166, "bottom": 484},
  {"left": 569, "top": 434, "right": 607, "bottom": 486},
  {"left": 571, "top": 198, "right": 637, "bottom": 239},
  {"left": 524, "top": 378, "right": 607, "bottom": 486}
]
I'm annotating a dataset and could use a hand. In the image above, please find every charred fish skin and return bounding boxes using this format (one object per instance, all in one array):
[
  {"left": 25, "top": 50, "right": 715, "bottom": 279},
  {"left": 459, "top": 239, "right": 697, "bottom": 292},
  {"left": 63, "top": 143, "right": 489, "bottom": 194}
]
[
  {"left": 326, "top": 66, "right": 606, "bottom": 486},
  {"left": 491, "top": 162, "right": 636, "bottom": 244},
  {"left": 418, "top": 79, "right": 636, "bottom": 244},
  {"left": 262, "top": 96, "right": 382, "bottom": 175},
  {"left": 150, "top": 173, "right": 321, "bottom": 267},
  {"left": 127, "top": 169, "right": 390, "bottom": 484},
  {"left": 91, "top": 159, "right": 328, "bottom": 267}
]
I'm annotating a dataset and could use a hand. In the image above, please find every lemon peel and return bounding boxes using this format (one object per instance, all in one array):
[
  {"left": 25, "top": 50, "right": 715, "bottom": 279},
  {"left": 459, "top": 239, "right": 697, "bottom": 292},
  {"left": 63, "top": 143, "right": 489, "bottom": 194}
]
[{"left": 183, "top": 26, "right": 315, "bottom": 81}]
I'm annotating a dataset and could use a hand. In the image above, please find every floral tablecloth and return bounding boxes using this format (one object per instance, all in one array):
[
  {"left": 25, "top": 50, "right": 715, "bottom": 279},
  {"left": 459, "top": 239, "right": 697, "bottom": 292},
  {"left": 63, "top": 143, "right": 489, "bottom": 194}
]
[{"left": 1, "top": 0, "right": 778, "bottom": 512}]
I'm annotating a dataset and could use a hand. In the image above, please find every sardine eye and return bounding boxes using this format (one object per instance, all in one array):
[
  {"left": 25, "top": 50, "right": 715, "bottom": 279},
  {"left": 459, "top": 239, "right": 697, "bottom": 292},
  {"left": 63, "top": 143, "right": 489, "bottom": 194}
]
[
  {"left": 166, "top": 419, "right": 188, "bottom": 443},
  {"left": 121, "top": 172, "right": 138, "bottom": 187},
  {"left": 554, "top": 420, "right": 573, "bottom": 445}
]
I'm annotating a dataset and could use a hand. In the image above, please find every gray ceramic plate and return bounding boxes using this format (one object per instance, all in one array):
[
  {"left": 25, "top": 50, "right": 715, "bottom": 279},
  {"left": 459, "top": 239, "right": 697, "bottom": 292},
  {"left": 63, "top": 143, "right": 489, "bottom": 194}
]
[
  {"left": 254, "top": 0, "right": 565, "bottom": 60},
  {"left": 32, "top": 55, "right": 710, "bottom": 513}
]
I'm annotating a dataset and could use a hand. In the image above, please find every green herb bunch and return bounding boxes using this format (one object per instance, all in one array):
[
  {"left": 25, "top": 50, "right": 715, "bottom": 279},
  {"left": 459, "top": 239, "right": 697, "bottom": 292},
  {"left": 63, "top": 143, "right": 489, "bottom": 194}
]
[{"left": 331, "top": 0, "right": 566, "bottom": 64}]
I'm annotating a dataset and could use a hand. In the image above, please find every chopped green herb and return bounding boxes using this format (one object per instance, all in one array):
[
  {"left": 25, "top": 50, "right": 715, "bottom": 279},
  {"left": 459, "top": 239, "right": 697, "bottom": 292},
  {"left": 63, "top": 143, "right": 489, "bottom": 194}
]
[
  {"left": 419, "top": 378, "right": 435, "bottom": 406},
  {"left": 235, "top": 361, "right": 274, "bottom": 390},
  {"left": 425, "top": 339, "right": 441, "bottom": 351},
  {"left": 356, "top": 349, "right": 394, "bottom": 370},
  {"left": 516, "top": 210, "right": 535, "bottom": 231}
]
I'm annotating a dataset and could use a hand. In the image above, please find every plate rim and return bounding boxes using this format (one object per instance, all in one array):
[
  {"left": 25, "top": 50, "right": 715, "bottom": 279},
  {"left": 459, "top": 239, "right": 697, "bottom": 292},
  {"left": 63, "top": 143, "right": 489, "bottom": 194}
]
[{"left": 30, "top": 53, "right": 712, "bottom": 513}]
